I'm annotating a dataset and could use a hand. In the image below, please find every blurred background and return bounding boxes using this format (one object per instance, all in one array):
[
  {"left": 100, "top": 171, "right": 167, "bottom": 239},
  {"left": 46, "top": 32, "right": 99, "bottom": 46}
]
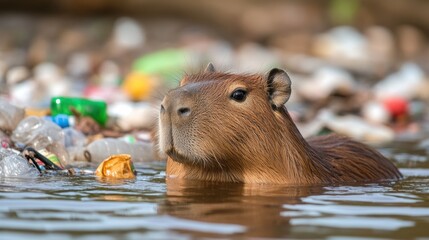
[
  {"left": 2, "top": 3, "right": 429, "bottom": 239},
  {"left": 1, "top": 0, "right": 429, "bottom": 148}
]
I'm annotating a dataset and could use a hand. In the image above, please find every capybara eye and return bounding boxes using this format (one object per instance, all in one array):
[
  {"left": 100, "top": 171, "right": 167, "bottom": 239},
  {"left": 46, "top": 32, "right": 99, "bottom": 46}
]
[{"left": 230, "top": 89, "right": 247, "bottom": 102}]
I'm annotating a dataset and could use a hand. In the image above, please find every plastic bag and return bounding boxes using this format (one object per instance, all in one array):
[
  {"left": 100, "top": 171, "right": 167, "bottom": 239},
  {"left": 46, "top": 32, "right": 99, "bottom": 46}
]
[{"left": 95, "top": 154, "right": 136, "bottom": 179}]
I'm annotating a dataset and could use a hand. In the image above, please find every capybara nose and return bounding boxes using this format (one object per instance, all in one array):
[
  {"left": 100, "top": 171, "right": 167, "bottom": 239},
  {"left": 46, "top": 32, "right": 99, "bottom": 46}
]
[
  {"left": 177, "top": 107, "right": 191, "bottom": 117},
  {"left": 161, "top": 94, "right": 192, "bottom": 120}
]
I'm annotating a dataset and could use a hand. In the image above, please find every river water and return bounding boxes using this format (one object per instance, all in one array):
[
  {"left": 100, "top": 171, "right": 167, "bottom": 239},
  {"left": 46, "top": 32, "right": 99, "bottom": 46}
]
[{"left": 1, "top": 141, "right": 429, "bottom": 239}]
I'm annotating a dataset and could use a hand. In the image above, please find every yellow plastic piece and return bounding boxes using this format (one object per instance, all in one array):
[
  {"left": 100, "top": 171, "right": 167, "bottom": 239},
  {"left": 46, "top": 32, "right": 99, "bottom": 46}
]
[
  {"left": 122, "top": 72, "right": 154, "bottom": 100},
  {"left": 95, "top": 154, "right": 136, "bottom": 179}
]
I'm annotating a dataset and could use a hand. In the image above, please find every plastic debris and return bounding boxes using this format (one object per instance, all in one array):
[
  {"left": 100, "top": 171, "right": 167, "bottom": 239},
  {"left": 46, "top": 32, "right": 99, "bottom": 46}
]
[
  {"left": 235, "top": 42, "right": 281, "bottom": 72},
  {"left": 313, "top": 26, "right": 368, "bottom": 63},
  {"left": 66, "top": 53, "right": 91, "bottom": 77},
  {"left": 6, "top": 66, "right": 30, "bottom": 85},
  {"left": 63, "top": 127, "right": 87, "bottom": 162},
  {"left": 95, "top": 154, "right": 136, "bottom": 179},
  {"left": 373, "top": 63, "right": 427, "bottom": 101},
  {"left": 11, "top": 116, "right": 70, "bottom": 166},
  {"left": 317, "top": 110, "right": 395, "bottom": 144},
  {"left": 122, "top": 72, "right": 155, "bottom": 101},
  {"left": 298, "top": 66, "right": 356, "bottom": 100},
  {"left": 98, "top": 60, "right": 121, "bottom": 88},
  {"left": 132, "top": 48, "right": 187, "bottom": 85},
  {"left": 84, "top": 138, "right": 153, "bottom": 163},
  {"left": 362, "top": 101, "right": 391, "bottom": 124},
  {"left": 109, "top": 101, "right": 158, "bottom": 131},
  {"left": 0, "top": 130, "right": 11, "bottom": 148},
  {"left": 113, "top": 17, "right": 145, "bottom": 50},
  {"left": 23, "top": 147, "right": 63, "bottom": 172},
  {"left": 50, "top": 96, "right": 108, "bottom": 126},
  {"left": 37, "top": 149, "right": 64, "bottom": 169},
  {"left": 34, "top": 62, "right": 71, "bottom": 102},
  {"left": 44, "top": 114, "right": 76, "bottom": 128},
  {"left": 382, "top": 97, "right": 409, "bottom": 118},
  {"left": 9, "top": 80, "right": 38, "bottom": 107},
  {"left": 0, "top": 98, "right": 25, "bottom": 132},
  {"left": 0, "top": 148, "right": 39, "bottom": 177}
]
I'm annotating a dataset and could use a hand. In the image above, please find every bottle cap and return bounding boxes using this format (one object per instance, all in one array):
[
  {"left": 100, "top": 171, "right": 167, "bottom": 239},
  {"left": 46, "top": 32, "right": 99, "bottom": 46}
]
[{"left": 55, "top": 114, "right": 70, "bottom": 128}]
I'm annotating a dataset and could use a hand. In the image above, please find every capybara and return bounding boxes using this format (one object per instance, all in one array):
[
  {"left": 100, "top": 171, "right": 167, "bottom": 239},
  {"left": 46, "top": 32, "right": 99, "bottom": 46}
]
[{"left": 158, "top": 64, "right": 402, "bottom": 184}]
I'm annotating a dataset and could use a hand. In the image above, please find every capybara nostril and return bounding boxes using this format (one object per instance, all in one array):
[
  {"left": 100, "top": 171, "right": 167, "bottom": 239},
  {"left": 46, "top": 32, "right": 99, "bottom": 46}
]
[{"left": 177, "top": 107, "right": 191, "bottom": 117}]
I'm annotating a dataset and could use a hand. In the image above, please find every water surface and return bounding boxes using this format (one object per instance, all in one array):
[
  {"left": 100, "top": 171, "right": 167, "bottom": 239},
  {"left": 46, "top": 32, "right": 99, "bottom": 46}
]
[{"left": 1, "top": 142, "right": 429, "bottom": 239}]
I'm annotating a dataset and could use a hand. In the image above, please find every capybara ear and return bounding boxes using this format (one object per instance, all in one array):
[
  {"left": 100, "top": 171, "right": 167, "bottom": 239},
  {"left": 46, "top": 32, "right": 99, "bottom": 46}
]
[
  {"left": 205, "top": 63, "right": 216, "bottom": 73},
  {"left": 266, "top": 68, "right": 292, "bottom": 108}
]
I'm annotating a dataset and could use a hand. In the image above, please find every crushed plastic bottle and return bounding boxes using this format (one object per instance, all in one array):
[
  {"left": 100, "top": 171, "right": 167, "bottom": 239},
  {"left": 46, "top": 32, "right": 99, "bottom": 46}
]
[
  {"left": 11, "top": 116, "right": 70, "bottom": 166},
  {"left": 0, "top": 148, "right": 39, "bottom": 177},
  {"left": 95, "top": 154, "right": 136, "bottom": 179},
  {"left": 84, "top": 138, "right": 153, "bottom": 163},
  {"left": 0, "top": 98, "right": 25, "bottom": 132}
]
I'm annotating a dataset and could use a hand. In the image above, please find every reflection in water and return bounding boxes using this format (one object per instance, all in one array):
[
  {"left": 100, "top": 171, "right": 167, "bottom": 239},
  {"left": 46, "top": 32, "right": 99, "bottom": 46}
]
[
  {"left": 161, "top": 178, "right": 326, "bottom": 238},
  {"left": 0, "top": 164, "right": 428, "bottom": 239}
]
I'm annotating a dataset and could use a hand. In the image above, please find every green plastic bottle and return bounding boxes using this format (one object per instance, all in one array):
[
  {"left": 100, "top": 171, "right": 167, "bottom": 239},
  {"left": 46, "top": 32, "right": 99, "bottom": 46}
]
[{"left": 50, "top": 97, "right": 108, "bottom": 126}]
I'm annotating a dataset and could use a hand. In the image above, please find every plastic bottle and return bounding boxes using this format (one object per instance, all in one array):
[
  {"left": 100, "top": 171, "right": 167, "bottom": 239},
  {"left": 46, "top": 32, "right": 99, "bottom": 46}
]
[
  {"left": 0, "top": 148, "right": 39, "bottom": 177},
  {"left": 63, "top": 127, "right": 87, "bottom": 162},
  {"left": 84, "top": 138, "right": 154, "bottom": 163},
  {"left": 0, "top": 98, "right": 25, "bottom": 132},
  {"left": 50, "top": 97, "right": 108, "bottom": 126},
  {"left": 11, "top": 116, "right": 70, "bottom": 166}
]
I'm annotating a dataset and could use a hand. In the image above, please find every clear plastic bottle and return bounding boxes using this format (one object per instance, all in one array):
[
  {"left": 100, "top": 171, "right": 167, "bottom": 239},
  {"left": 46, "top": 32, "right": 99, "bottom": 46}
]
[
  {"left": 11, "top": 116, "right": 70, "bottom": 166},
  {"left": 0, "top": 148, "right": 39, "bottom": 177},
  {"left": 63, "top": 127, "right": 87, "bottom": 162},
  {"left": 84, "top": 138, "right": 154, "bottom": 163},
  {"left": 0, "top": 98, "right": 25, "bottom": 132},
  {"left": 50, "top": 97, "right": 108, "bottom": 126}
]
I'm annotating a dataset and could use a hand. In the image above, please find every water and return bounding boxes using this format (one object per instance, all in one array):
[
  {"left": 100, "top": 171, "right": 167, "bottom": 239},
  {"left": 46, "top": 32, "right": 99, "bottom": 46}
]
[{"left": 1, "top": 142, "right": 429, "bottom": 239}]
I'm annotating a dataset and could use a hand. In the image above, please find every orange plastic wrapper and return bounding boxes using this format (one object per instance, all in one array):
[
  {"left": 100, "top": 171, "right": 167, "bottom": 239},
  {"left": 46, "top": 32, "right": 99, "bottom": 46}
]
[{"left": 95, "top": 154, "right": 136, "bottom": 179}]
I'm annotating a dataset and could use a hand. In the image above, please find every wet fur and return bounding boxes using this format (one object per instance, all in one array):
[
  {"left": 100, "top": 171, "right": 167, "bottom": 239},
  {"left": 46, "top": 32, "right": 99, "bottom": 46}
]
[{"left": 161, "top": 71, "right": 402, "bottom": 184}]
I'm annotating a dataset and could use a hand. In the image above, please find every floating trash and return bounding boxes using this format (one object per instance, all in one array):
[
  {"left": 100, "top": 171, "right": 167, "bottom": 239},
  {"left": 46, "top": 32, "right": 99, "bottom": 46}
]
[{"left": 95, "top": 154, "right": 136, "bottom": 179}]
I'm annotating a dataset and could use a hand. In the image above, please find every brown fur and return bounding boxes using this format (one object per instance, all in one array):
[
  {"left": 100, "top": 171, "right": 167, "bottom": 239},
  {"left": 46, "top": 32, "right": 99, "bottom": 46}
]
[{"left": 158, "top": 69, "right": 402, "bottom": 185}]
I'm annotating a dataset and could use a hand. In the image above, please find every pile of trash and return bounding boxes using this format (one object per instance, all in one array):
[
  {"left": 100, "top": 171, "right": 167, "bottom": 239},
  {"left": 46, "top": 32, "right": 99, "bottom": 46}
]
[
  {"left": 0, "top": 96, "right": 151, "bottom": 179},
  {"left": 1, "top": 15, "right": 429, "bottom": 178}
]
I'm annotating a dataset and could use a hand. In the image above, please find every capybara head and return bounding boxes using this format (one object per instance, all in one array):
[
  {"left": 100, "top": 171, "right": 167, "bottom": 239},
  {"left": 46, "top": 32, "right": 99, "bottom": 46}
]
[{"left": 158, "top": 64, "right": 293, "bottom": 177}]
